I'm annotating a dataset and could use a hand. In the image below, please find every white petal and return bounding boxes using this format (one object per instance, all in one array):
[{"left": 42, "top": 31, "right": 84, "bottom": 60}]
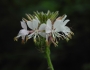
[
  {"left": 63, "top": 19, "right": 70, "bottom": 26},
  {"left": 53, "top": 20, "right": 62, "bottom": 32},
  {"left": 35, "top": 16, "right": 40, "bottom": 23},
  {"left": 46, "top": 19, "right": 52, "bottom": 33},
  {"left": 63, "top": 26, "right": 71, "bottom": 32},
  {"left": 39, "top": 32, "right": 46, "bottom": 37},
  {"left": 16, "top": 29, "right": 29, "bottom": 40},
  {"left": 18, "top": 29, "right": 29, "bottom": 36},
  {"left": 27, "top": 21, "right": 33, "bottom": 29},
  {"left": 39, "top": 24, "right": 46, "bottom": 31},
  {"left": 53, "top": 19, "right": 70, "bottom": 32},
  {"left": 32, "top": 19, "right": 39, "bottom": 30},
  {"left": 60, "top": 26, "right": 71, "bottom": 35},
  {"left": 21, "top": 20, "right": 27, "bottom": 30},
  {"left": 61, "top": 15, "right": 67, "bottom": 22},
  {"left": 39, "top": 24, "right": 46, "bottom": 37}
]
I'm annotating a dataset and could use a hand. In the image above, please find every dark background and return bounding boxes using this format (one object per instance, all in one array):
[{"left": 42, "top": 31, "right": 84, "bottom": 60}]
[{"left": 0, "top": 0, "right": 90, "bottom": 70}]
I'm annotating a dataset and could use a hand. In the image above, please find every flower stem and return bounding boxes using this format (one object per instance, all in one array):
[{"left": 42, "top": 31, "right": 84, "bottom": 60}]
[{"left": 45, "top": 46, "right": 54, "bottom": 70}]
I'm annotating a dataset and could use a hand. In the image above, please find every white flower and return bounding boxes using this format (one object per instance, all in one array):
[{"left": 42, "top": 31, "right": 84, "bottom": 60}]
[
  {"left": 45, "top": 19, "right": 58, "bottom": 46},
  {"left": 45, "top": 15, "right": 73, "bottom": 46},
  {"left": 14, "top": 20, "right": 29, "bottom": 43},
  {"left": 54, "top": 15, "right": 74, "bottom": 39},
  {"left": 27, "top": 17, "right": 46, "bottom": 43}
]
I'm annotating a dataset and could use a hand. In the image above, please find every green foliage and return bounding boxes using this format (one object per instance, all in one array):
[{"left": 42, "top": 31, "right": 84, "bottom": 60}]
[
  {"left": 34, "top": 11, "right": 59, "bottom": 23},
  {"left": 25, "top": 11, "right": 59, "bottom": 23}
]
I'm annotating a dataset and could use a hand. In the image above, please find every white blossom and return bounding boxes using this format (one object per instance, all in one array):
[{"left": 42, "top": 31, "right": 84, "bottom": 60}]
[
  {"left": 14, "top": 12, "right": 74, "bottom": 47},
  {"left": 14, "top": 20, "right": 29, "bottom": 43},
  {"left": 27, "top": 17, "right": 46, "bottom": 43},
  {"left": 45, "top": 15, "right": 73, "bottom": 46}
]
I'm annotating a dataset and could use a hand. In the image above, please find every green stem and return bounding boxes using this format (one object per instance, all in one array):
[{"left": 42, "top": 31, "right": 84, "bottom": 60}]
[{"left": 45, "top": 46, "right": 54, "bottom": 70}]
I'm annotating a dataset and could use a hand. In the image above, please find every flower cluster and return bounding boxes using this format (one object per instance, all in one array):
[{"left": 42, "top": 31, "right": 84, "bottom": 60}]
[{"left": 14, "top": 11, "right": 74, "bottom": 47}]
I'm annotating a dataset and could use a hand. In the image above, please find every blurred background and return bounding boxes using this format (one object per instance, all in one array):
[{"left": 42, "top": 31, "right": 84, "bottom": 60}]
[{"left": 0, "top": 0, "right": 90, "bottom": 70}]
